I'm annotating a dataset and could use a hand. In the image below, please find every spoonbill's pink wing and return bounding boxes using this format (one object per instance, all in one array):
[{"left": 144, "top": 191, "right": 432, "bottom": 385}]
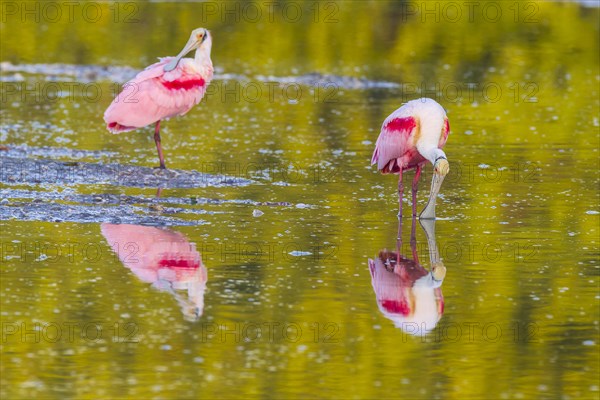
[
  {"left": 369, "top": 255, "right": 412, "bottom": 316},
  {"left": 371, "top": 116, "right": 417, "bottom": 174},
  {"left": 369, "top": 252, "right": 444, "bottom": 332},
  {"left": 101, "top": 223, "right": 208, "bottom": 321},
  {"left": 439, "top": 118, "right": 450, "bottom": 148},
  {"left": 104, "top": 58, "right": 212, "bottom": 133},
  {"left": 100, "top": 223, "right": 202, "bottom": 284}
]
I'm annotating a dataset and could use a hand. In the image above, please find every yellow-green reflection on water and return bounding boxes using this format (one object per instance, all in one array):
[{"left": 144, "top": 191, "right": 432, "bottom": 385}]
[{"left": 1, "top": 1, "right": 599, "bottom": 399}]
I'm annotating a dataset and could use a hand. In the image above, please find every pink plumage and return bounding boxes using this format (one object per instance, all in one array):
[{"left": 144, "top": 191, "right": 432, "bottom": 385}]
[
  {"left": 103, "top": 28, "right": 214, "bottom": 169},
  {"left": 100, "top": 223, "right": 207, "bottom": 321},
  {"left": 368, "top": 250, "right": 445, "bottom": 333},
  {"left": 371, "top": 98, "right": 450, "bottom": 218},
  {"left": 372, "top": 102, "right": 449, "bottom": 174},
  {"left": 104, "top": 58, "right": 211, "bottom": 132}
]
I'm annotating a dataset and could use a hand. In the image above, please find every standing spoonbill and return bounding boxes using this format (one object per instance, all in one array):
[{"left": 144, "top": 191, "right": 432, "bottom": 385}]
[
  {"left": 371, "top": 98, "right": 450, "bottom": 219},
  {"left": 104, "top": 28, "right": 214, "bottom": 169}
]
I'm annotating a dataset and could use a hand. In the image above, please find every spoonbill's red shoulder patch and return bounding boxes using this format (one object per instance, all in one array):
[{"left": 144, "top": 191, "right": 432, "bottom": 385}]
[
  {"left": 381, "top": 299, "right": 411, "bottom": 316},
  {"left": 385, "top": 116, "right": 416, "bottom": 133},
  {"left": 161, "top": 78, "right": 206, "bottom": 91},
  {"left": 159, "top": 257, "right": 200, "bottom": 269}
]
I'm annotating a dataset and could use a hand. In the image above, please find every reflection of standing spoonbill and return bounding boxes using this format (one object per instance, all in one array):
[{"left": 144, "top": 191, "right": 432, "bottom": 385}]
[
  {"left": 101, "top": 223, "right": 207, "bottom": 322},
  {"left": 104, "top": 28, "right": 214, "bottom": 169},
  {"left": 371, "top": 98, "right": 450, "bottom": 219}
]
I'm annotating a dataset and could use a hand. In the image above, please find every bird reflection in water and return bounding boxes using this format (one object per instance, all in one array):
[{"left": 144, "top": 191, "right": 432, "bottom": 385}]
[
  {"left": 101, "top": 223, "right": 207, "bottom": 322},
  {"left": 369, "top": 217, "right": 446, "bottom": 336}
]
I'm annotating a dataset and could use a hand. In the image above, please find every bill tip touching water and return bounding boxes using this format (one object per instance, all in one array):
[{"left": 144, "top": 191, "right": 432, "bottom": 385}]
[{"left": 371, "top": 97, "right": 450, "bottom": 220}]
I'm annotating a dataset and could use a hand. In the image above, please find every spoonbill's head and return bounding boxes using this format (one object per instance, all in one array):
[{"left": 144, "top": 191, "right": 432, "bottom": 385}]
[
  {"left": 181, "top": 27, "right": 211, "bottom": 52},
  {"left": 431, "top": 261, "right": 447, "bottom": 281},
  {"left": 164, "top": 28, "right": 212, "bottom": 72},
  {"left": 434, "top": 157, "right": 450, "bottom": 177},
  {"left": 190, "top": 27, "right": 212, "bottom": 50}
]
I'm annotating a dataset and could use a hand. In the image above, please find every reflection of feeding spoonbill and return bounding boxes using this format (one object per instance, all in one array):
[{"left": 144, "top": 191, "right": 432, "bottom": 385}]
[
  {"left": 369, "top": 218, "right": 446, "bottom": 335},
  {"left": 104, "top": 28, "right": 214, "bottom": 169},
  {"left": 371, "top": 98, "right": 450, "bottom": 219},
  {"left": 101, "top": 223, "right": 207, "bottom": 322}
]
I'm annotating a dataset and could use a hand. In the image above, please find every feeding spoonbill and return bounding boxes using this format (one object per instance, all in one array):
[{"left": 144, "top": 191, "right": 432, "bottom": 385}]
[
  {"left": 371, "top": 98, "right": 450, "bottom": 219},
  {"left": 104, "top": 28, "right": 214, "bottom": 169}
]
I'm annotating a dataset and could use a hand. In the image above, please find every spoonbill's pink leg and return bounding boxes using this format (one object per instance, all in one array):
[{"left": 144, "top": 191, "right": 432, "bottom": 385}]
[
  {"left": 397, "top": 172, "right": 404, "bottom": 220},
  {"left": 154, "top": 121, "right": 166, "bottom": 169},
  {"left": 410, "top": 214, "right": 418, "bottom": 253},
  {"left": 411, "top": 165, "right": 422, "bottom": 218},
  {"left": 396, "top": 215, "right": 403, "bottom": 265}
]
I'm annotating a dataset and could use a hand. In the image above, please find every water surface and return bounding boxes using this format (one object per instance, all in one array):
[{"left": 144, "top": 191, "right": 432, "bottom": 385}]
[{"left": 1, "top": 2, "right": 599, "bottom": 399}]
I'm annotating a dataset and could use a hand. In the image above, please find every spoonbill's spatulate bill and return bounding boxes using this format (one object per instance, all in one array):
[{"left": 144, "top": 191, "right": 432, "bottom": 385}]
[
  {"left": 419, "top": 172, "right": 447, "bottom": 220},
  {"left": 104, "top": 28, "right": 214, "bottom": 169},
  {"left": 371, "top": 98, "right": 450, "bottom": 219}
]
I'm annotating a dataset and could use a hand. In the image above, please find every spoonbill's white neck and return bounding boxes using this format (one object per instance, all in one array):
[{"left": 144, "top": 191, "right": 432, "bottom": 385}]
[
  {"left": 195, "top": 42, "right": 212, "bottom": 67},
  {"left": 419, "top": 146, "right": 447, "bottom": 166},
  {"left": 415, "top": 118, "right": 447, "bottom": 166}
]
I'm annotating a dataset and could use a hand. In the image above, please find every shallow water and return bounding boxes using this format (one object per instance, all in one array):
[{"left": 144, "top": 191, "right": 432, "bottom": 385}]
[{"left": 1, "top": 2, "right": 599, "bottom": 399}]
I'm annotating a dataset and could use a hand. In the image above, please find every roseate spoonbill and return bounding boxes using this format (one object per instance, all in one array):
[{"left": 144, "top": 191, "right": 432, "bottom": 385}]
[
  {"left": 371, "top": 98, "right": 450, "bottom": 219},
  {"left": 101, "top": 223, "right": 207, "bottom": 321},
  {"left": 368, "top": 218, "right": 445, "bottom": 335},
  {"left": 104, "top": 28, "right": 214, "bottom": 169}
]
